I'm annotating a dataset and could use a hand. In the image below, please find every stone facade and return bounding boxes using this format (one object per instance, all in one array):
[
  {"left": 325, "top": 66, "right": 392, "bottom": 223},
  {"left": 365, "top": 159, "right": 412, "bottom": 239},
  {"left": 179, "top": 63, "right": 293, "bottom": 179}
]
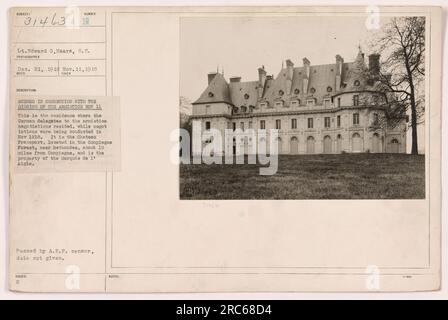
[{"left": 191, "top": 49, "right": 407, "bottom": 155}]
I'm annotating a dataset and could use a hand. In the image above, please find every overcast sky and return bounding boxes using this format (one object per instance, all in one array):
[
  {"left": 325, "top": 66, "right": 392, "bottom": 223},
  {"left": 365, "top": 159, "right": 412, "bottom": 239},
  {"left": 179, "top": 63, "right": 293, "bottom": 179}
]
[{"left": 180, "top": 15, "right": 384, "bottom": 102}]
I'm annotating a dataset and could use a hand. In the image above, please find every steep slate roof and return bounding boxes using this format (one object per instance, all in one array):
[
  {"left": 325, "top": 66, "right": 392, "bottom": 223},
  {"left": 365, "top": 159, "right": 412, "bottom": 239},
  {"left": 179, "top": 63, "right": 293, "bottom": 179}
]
[
  {"left": 262, "top": 68, "right": 289, "bottom": 104},
  {"left": 290, "top": 67, "right": 306, "bottom": 96},
  {"left": 193, "top": 73, "right": 233, "bottom": 105},
  {"left": 339, "top": 51, "right": 370, "bottom": 92},
  {"left": 194, "top": 50, "right": 374, "bottom": 107},
  {"left": 307, "top": 64, "right": 337, "bottom": 99},
  {"left": 229, "top": 81, "right": 259, "bottom": 108}
]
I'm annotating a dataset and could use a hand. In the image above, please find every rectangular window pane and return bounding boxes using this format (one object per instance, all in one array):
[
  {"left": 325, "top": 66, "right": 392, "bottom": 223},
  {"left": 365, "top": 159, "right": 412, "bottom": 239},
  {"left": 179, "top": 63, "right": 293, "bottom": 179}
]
[
  {"left": 291, "top": 119, "right": 297, "bottom": 129},
  {"left": 276, "top": 119, "right": 281, "bottom": 129},
  {"left": 205, "top": 121, "right": 211, "bottom": 130},
  {"left": 308, "top": 118, "right": 313, "bottom": 129}
]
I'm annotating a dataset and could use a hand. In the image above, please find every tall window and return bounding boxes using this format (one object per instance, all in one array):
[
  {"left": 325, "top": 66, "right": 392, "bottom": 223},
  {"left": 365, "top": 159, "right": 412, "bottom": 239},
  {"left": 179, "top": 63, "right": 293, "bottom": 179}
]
[
  {"left": 248, "top": 121, "right": 253, "bottom": 129},
  {"left": 324, "top": 99, "right": 331, "bottom": 107},
  {"left": 232, "top": 122, "right": 236, "bottom": 130},
  {"left": 240, "top": 122, "right": 245, "bottom": 130},
  {"left": 275, "top": 119, "right": 281, "bottom": 130},
  {"left": 337, "top": 115, "right": 341, "bottom": 128},
  {"left": 206, "top": 105, "right": 211, "bottom": 114},
  {"left": 205, "top": 121, "right": 211, "bottom": 130},
  {"left": 324, "top": 117, "right": 331, "bottom": 128},
  {"left": 307, "top": 118, "right": 313, "bottom": 129},
  {"left": 353, "top": 113, "right": 359, "bottom": 125},
  {"left": 353, "top": 95, "right": 359, "bottom": 106},
  {"left": 373, "top": 113, "right": 379, "bottom": 125},
  {"left": 260, "top": 120, "right": 266, "bottom": 130},
  {"left": 337, "top": 97, "right": 341, "bottom": 107},
  {"left": 291, "top": 118, "right": 297, "bottom": 129}
]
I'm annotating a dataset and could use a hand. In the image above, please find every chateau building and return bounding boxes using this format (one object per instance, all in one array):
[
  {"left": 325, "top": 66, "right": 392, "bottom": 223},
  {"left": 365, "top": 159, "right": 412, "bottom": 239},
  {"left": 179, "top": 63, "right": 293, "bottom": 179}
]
[{"left": 191, "top": 49, "right": 407, "bottom": 155}]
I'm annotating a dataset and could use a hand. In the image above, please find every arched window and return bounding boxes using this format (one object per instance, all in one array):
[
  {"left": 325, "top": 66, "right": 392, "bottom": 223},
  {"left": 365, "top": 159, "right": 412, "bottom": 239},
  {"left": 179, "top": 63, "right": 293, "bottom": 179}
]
[
  {"left": 306, "top": 136, "right": 315, "bottom": 154},
  {"left": 389, "top": 138, "right": 399, "bottom": 153},
  {"left": 352, "top": 132, "right": 362, "bottom": 152},
  {"left": 290, "top": 136, "right": 299, "bottom": 154},
  {"left": 372, "top": 133, "right": 381, "bottom": 153},
  {"left": 323, "top": 135, "right": 332, "bottom": 154},
  {"left": 336, "top": 134, "right": 343, "bottom": 153},
  {"left": 275, "top": 137, "right": 282, "bottom": 154}
]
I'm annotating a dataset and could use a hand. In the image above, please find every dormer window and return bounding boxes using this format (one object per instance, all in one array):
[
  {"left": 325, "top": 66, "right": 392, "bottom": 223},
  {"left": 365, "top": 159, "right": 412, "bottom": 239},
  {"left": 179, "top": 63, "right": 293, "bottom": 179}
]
[
  {"left": 327, "top": 86, "right": 333, "bottom": 92},
  {"left": 323, "top": 98, "right": 331, "bottom": 107},
  {"left": 244, "top": 93, "right": 250, "bottom": 100},
  {"left": 294, "top": 88, "right": 300, "bottom": 95},
  {"left": 354, "top": 80, "right": 360, "bottom": 87},
  {"left": 260, "top": 102, "right": 268, "bottom": 109},
  {"left": 291, "top": 100, "right": 299, "bottom": 107},
  {"left": 278, "top": 90, "right": 284, "bottom": 96},
  {"left": 241, "top": 106, "right": 247, "bottom": 113},
  {"left": 310, "top": 87, "right": 316, "bottom": 94},
  {"left": 232, "top": 107, "right": 239, "bottom": 114},
  {"left": 208, "top": 92, "right": 214, "bottom": 97},
  {"left": 275, "top": 101, "right": 283, "bottom": 108},
  {"left": 306, "top": 99, "right": 315, "bottom": 106}
]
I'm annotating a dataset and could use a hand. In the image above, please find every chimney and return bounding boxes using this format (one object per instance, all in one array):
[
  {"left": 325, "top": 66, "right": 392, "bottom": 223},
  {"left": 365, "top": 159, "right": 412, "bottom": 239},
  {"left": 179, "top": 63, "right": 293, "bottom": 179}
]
[
  {"left": 302, "top": 58, "right": 310, "bottom": 94},
  {"left": 230, "top": 76, "right": 241, "bottom": 83},
  {"left": 258, "top": 67, "right": 267, "bottom": 98},
  {"left": 335, "top": 55, "right": 344, "bottom": 91},
  {"left": 368, "top": 54, "right": 380, "bottom": 77},
  {"left": 285, "top": 59, "right": 294, "bottom": 94},
  {"left": 208, "top": 72, "right": 218, "bottom": 85},
  {"left": 335, "top": 55, "right": 344, "bottom": 75},
  {"left": 303, "top": 58, "right": 310, "bottom": 78}
]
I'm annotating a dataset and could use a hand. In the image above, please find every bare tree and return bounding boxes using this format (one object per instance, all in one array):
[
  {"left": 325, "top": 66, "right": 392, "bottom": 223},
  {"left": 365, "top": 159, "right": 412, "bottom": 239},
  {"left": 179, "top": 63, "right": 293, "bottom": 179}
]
[{"left": 370, "top": 17, "right": 425, "bottom": 155}]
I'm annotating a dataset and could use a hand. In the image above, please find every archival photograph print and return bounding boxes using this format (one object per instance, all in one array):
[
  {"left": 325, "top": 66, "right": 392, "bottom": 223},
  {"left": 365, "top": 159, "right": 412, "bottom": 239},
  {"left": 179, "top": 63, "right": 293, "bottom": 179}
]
[{"left": 179, "top": 14, "right": 426, "bottom": 200}]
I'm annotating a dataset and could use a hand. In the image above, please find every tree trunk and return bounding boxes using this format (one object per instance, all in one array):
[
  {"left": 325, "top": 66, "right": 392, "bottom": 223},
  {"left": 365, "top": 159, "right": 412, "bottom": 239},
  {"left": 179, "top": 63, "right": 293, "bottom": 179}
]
[
  {"left": 405, "top": 57, "right": 419, "bottom": 155},
  {"left": 409, "top": 93, "right": 419, "bottom": 155}
]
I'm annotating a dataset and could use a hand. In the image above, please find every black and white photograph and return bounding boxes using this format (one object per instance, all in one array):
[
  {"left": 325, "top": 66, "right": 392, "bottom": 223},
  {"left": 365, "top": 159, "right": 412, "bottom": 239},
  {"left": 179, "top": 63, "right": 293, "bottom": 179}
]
[{"left": 179, "top": 15, "right": 426, "bottom": 200}]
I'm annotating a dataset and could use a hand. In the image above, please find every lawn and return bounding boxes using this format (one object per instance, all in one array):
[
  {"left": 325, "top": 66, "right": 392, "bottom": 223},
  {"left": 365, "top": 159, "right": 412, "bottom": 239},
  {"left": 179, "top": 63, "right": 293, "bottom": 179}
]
[{"left": 179, "top": 153, "right": 425, "bottom": 199}]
